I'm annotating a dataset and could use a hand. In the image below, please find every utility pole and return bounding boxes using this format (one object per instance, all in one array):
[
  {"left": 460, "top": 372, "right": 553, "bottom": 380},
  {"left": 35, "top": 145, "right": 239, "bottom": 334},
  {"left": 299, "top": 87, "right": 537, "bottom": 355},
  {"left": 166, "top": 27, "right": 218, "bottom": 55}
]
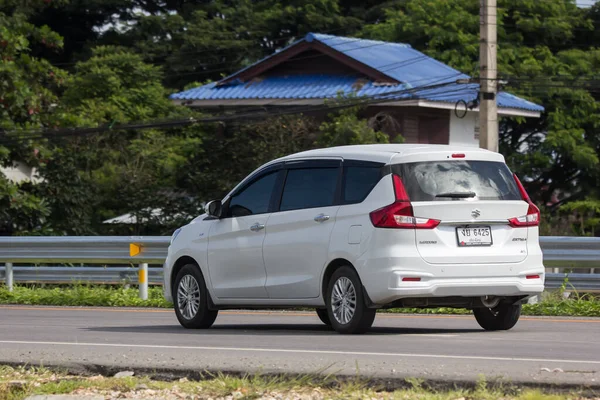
[{"left": 479, "top": 0, "right": 498, "bottom": 152}]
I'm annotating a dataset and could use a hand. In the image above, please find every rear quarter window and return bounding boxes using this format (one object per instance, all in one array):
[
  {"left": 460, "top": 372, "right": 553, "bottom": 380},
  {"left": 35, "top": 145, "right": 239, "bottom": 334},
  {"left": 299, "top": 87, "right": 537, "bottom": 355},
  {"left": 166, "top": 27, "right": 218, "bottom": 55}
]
[
  {"left": 342, "top": 166, "right": 382, "bottom": 204},
  {"left": 393, "top": 161, "right": 521, "bottom": 201}
]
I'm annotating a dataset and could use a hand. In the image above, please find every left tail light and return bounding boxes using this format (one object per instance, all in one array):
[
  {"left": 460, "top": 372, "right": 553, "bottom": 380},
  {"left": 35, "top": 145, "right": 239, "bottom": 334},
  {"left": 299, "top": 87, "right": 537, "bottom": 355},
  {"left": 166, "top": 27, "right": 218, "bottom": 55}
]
[
  {"left": 369, "top": 175, "right": 440, "bottom": 229},
  {"left": 509, "top": 174, "right": 540, "bottom": 228}
]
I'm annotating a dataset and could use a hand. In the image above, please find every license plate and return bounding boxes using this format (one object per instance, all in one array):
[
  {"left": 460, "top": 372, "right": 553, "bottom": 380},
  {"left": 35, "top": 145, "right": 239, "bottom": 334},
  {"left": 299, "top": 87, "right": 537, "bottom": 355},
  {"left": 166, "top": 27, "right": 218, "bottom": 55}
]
[{"left": 456, "top": 226, "right": 492, "bottom": 247}]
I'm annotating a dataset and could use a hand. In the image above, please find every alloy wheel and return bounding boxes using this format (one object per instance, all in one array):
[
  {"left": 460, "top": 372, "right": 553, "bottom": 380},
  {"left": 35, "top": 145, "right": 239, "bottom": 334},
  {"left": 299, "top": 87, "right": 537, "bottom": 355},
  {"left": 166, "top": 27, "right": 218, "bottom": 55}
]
[
  {"left": 330, "top": 276, "right": 357, "bottom": 325},
  {"left": 177, "top": 274, "right": 201, "bottom": 320}
]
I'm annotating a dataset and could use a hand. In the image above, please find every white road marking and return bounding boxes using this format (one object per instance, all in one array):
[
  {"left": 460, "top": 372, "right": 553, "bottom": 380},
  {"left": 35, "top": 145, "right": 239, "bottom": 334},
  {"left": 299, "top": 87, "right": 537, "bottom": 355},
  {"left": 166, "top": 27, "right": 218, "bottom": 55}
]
[
  {"left": 1, "top": 340, "right": 599, "bottom": 365},
  {"left": 399, "top": 334, "right": 458, "bottom": 337}
]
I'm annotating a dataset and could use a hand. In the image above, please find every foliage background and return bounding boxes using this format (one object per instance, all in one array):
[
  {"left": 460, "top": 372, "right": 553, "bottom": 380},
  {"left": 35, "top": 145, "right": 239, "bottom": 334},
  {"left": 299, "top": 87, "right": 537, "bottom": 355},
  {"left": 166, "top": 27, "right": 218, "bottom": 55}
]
[{"left": 1, "top": 0, "right": 599, "bottom": 236}]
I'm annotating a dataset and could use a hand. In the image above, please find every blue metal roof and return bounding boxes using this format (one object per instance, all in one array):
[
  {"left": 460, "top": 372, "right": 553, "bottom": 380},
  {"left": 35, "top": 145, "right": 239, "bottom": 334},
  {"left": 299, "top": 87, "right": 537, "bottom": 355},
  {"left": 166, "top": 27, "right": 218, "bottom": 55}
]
[
  {"left": 172, "top": 75, "right": 406, "bottom": 100},
  {"left": 171, "top": 33, "right": 543, "bottom": 113}
]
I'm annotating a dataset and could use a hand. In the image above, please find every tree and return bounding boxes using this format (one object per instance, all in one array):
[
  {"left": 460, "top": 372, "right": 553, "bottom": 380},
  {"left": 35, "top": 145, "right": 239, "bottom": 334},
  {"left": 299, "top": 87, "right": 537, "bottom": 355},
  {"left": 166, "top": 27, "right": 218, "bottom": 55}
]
[
  {"left": 5, "top": 0, "right": 599, "bottom": 237},
  {"left": 35, "top": 47, "right": 206, "bottom": 235},
  {"left": 317, "top": 105, "right": 389, "bottom": 147},
  {"left": 185, "top": 115, "right": 320, "bottom": 201},
  {"left": 559, "top": 199, "right": 600, "bottom": 236},
  {"left": 0, "top": 4, "right": 68, "bottom": 235},
  {"left": 100, "top": 0, "right": 363, "bottom": 88},
  {"left": 361, "top": 0, "right": 600, "bottom": 210},
  {"left": 189, "top": 103, "right": 390, "bottom": 202}
]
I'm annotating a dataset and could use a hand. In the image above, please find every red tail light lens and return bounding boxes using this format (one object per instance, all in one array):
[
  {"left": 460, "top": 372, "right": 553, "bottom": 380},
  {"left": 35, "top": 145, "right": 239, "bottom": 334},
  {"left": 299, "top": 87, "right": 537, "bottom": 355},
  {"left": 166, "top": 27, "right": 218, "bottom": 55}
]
[
  {"left": 369, "top": 175, "right": 440, "bottom": 229},
  {"left": 392, "top": 174, "right": 409, "bottom": 201},
  {"left": 509, "top": 174, "right": 540, "bottom": 227}
]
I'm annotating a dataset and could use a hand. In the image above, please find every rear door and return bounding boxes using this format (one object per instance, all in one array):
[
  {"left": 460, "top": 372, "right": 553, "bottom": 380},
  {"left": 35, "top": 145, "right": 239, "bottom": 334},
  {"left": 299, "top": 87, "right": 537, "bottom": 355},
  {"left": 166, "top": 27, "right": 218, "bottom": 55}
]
[
  {"left": 262, "top": 159, "right": 341, "bottom": 299},
  {"left": 393, "top": 159, "right": 529, "bottom": 264}
]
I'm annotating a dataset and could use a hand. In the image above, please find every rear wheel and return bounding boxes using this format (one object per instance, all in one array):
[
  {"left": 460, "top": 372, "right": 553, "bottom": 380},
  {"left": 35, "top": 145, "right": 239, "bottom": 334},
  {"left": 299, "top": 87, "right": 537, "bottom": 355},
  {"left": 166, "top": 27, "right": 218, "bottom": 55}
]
[
  {"left": 173, "top": 264, "right": 218, "bottom": 329},
  {"left": 326, "top": 266, "right": 376, "bottom": 334},
  {"left": 316, "top": 308, "right": 331, "bottom": 326},
  {"left": 474, "top": 303, "right": 521, "bottom": 331}
]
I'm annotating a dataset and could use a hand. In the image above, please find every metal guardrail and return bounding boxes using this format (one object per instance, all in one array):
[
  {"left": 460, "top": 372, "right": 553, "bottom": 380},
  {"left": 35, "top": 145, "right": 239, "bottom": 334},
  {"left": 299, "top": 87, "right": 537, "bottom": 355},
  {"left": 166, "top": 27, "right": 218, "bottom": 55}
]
[
  {"left": 540, "top": 236, "right": 600, "bottom": 270},
  {"left": 0, "top": 236, "right": 169, "bottom": 264},
  {"left": 0, "top": 236, "right": 168, "bottom": 299},
  {"left": 1, "top": 236, "right": 599, "bottom": 299},
  {"left": 544, "top": 273, "right": 600, "bottom": 292},
  {"left": 0, "top": 266, "right": 164, "bottom": 285}
]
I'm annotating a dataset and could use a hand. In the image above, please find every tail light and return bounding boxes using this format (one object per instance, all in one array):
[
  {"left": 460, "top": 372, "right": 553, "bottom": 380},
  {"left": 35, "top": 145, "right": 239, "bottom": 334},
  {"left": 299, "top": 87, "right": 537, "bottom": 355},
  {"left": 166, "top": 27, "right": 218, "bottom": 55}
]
[
  {"left": 369, "top": 175, "right": 440, "bottom": 229},
  {"left": 509, "top": 174, "right": 540, "bottom": 227}
]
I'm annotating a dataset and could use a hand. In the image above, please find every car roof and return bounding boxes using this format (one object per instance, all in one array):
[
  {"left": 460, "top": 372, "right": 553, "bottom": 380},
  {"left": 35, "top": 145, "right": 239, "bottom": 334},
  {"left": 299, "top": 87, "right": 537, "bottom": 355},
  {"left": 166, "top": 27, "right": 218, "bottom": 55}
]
[
  {"left": 225, "top": 144, "right": 504, "bottom": 200},
  {"left": 278, "top": 144, "right": 504, "bottom": 164}
]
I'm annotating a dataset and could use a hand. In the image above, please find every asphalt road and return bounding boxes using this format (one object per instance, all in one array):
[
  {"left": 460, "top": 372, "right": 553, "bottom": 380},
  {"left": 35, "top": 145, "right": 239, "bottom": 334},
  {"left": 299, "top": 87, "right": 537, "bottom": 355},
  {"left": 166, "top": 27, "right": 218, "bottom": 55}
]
[{"left": 0, "top": 306, "right": 599, "bottom": 387}]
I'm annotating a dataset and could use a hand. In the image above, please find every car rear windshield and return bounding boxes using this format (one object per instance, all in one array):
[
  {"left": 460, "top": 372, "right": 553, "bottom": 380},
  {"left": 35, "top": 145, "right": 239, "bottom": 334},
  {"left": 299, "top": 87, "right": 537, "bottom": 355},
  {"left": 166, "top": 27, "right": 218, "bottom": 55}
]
[{"left": 392, "top": 160, "right": 521, "bottom": 201}]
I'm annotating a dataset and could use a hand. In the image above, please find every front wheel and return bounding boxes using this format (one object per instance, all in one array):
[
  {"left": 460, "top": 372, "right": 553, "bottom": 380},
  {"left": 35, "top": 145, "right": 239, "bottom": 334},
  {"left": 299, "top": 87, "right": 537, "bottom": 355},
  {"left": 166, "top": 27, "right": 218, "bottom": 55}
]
[
  {"left": 173, "top": 264, "right": 218, "bottom": 329},
  {"left": 326, "top": 266, "right": 376, "bottom": 334},
  {"left": 474, "top": 303, "right": 521, "bottom": 331}
]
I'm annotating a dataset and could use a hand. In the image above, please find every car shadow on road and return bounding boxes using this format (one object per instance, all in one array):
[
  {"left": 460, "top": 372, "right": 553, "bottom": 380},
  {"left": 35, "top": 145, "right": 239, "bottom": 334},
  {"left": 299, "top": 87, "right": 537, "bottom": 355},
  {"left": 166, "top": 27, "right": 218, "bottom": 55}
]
[{"left": 84, "top": 324, "right": 481, "bottom": 336}]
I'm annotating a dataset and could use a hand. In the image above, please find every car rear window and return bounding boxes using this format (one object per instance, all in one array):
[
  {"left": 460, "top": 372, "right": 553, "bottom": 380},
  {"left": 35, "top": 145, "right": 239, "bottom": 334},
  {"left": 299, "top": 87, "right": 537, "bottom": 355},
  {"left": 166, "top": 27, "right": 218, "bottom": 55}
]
[{"left": 392, "top": 161, "right": 521, "bottom": 201}]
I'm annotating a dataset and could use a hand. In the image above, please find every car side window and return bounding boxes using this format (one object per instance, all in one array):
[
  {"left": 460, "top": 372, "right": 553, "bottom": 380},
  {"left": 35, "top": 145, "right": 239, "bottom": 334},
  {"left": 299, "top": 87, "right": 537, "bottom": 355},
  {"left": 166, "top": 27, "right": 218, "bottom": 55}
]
[
  {"left": 342, "top": 166, "right": 382, "bottom": 204},
  {"left": 280, "top": 168, "right": 339, "bottom": 211},
  {"left": 227, "top": 172, "right": 278, "bottom": 217}
]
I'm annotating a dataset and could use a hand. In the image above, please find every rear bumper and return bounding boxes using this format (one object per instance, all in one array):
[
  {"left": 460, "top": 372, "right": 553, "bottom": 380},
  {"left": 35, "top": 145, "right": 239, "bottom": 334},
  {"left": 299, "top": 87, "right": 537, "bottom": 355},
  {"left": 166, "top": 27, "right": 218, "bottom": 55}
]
[
  {"left": 373, "top": 275, "right": 544, "bottom": 305},
  {"left": 357, "top": 255, "right": 545, "bottom": 305}
]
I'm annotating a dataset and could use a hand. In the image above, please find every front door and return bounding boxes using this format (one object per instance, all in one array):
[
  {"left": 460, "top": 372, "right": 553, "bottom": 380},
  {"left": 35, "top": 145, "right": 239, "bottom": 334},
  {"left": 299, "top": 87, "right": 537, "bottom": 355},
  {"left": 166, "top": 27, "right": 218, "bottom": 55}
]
[{"left": 207, "top": 170, "right": 280, "bottom": 299}]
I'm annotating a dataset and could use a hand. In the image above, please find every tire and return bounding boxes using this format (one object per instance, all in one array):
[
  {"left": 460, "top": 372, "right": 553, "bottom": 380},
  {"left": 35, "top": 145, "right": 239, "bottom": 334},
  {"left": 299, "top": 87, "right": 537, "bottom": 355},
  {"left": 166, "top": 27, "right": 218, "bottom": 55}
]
[
  {"left": 474, "top": 303, "right": 521, "bottom": 331},
  {"left": 316, "top": 308, "right": 331, "bottom": 326},
  {"left": 173, "top": 264, "right": 218, "bottom": 329},
  {"left": 326, "top": 266, "right": 376, "bottom": 334}
]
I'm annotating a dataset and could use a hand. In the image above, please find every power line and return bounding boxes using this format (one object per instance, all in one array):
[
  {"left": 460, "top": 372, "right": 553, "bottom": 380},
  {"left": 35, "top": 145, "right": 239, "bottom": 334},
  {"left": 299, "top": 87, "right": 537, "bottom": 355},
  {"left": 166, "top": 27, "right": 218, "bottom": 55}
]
[
  {"left": 0, "top": 79, "right": 467, "bottom": 145},
  {"left": 2, "top": 79, "right": 462, "bottom": 140}
]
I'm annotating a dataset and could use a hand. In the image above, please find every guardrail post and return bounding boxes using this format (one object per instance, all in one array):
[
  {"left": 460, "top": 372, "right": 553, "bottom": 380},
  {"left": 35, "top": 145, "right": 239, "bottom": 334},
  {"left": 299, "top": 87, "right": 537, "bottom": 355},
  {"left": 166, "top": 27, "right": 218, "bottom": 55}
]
[
  {"left": 138, "top": 263, "right": 148, "bottom": 300},
  {"left": 5, "top": 262, "right": 13, "bottom": 292}
]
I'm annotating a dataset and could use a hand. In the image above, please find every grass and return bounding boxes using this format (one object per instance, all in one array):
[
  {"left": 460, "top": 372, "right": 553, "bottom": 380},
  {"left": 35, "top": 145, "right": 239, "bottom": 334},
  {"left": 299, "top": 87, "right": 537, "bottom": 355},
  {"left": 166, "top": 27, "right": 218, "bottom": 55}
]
[
  {"left": 0, "top": 284, "right": 599, "bottom": 317},
  {"left": 0, "top": 365, "right": 596, "bottom": 400},
  {"left": 0, "top": 284, "right": 171, "bottom": 308}
]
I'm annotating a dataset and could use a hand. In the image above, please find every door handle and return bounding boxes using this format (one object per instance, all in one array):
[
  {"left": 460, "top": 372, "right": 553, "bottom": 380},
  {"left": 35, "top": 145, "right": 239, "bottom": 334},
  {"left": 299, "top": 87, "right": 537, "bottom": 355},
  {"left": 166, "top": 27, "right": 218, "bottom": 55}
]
[
  {"left": 250, "top": 223, "right": 265, "bottom": 232},
  {"left": 314, "top": 214, "right": 330, "bottom": 223}
]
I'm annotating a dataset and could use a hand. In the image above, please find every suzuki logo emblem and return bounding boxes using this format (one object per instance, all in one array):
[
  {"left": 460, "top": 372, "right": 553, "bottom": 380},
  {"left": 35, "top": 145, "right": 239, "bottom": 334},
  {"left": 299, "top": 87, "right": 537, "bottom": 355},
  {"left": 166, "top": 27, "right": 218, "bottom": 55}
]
[{"left": 471, "top": 209, "right": 481, "bottom": 218}]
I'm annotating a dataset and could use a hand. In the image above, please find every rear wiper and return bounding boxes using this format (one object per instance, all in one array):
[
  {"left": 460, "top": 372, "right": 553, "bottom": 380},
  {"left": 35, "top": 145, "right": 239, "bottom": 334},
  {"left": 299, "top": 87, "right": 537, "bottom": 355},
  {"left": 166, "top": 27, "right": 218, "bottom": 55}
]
[{"left": 435, "top": 192, "right": 476, "bottom": 198}]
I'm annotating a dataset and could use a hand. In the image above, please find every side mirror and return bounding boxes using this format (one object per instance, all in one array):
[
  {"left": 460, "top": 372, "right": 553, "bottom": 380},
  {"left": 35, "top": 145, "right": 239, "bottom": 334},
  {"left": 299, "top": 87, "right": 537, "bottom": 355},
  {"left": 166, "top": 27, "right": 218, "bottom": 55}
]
[{"left": 206, "top": 200, "right": 222, "bottom": 218}]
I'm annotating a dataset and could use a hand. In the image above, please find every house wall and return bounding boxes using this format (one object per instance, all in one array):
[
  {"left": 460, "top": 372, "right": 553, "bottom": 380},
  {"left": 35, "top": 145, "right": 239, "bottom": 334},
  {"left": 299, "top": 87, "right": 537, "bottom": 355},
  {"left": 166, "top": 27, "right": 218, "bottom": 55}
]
[
  {"left": 448, "top": 111, "right": 479, "bottom": 147},
  {"left": 364, "top": 106, "right": 450, "bottom": 144},
  {"left": 270, "top": 49, "right": 358, "bottom": 76},
  {"left": 364, "top": 106, "right": 480, "bottom": 146},
  {"left": 0, "top": 161, "right": 42, "bottom": 184}
]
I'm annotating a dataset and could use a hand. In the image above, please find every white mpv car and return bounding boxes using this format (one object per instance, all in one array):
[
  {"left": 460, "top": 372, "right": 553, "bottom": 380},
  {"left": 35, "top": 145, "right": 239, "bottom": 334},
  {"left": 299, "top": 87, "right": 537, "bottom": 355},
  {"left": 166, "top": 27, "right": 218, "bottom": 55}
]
[{"left": 164, "top": 144, "right": 544, "bottom": 334}]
